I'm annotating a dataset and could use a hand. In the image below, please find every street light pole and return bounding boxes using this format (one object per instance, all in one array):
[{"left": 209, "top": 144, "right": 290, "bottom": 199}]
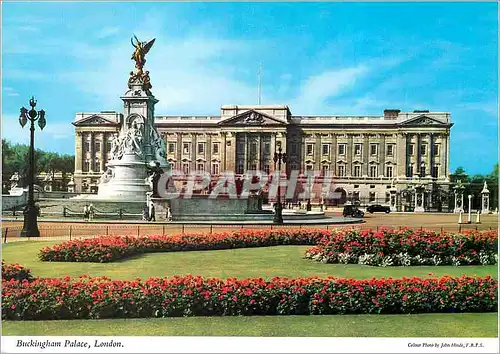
[
  {"left": 273, "top": 146, "right": 286, "bottom": 224},
  {"left": 19, "top": 97, "right": 46, "bottom": 237}
]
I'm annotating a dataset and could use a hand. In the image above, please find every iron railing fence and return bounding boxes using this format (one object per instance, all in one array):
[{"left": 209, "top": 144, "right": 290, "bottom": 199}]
[{"left": 2, "top": 223, "right": 496, "bottom": 243}]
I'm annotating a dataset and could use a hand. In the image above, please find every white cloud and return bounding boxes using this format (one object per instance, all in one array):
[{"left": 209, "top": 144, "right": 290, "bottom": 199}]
[
  {"left": 3, "top": 87, "right": 20, "bottom": 97},
  {"left": 290, "top": 65, "right": 369, "bottom": 114},
  {"left": 1, "top": 115, "right": 74, "bottom": 153},
  {"left": 96, "top": 26, "right": 120, "bottom": 39}
]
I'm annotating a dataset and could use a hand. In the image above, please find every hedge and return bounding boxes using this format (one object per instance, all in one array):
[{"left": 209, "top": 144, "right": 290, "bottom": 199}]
[{"left": 2, "top": 275, "right": 497, "bottom": 320}]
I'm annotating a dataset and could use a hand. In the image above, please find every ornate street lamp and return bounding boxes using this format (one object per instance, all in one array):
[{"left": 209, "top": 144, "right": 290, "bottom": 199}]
[
  {"left": 273, "top": 146, "right": 287, "bottom": 224},
  {"left": 19, "top": 97, "right": 46, "bottom": 237}
]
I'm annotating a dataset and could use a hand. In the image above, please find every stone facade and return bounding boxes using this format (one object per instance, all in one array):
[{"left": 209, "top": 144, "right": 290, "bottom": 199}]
[{"left": 73, "top": 105, "right": 453, "bottom": 211}]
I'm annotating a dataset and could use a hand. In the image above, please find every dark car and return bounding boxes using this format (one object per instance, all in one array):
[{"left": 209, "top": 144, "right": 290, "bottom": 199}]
[
  {"left": 366, "top": 204, "right": 391, "bottom": 214},
  {"left": 343, "top": 205, "right": 365, "bottom": 218}
]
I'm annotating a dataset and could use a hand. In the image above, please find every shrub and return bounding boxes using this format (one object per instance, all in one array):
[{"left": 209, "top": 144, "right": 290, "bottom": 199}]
[
  {"left": 2, "top": 260, "right": 33, "bottom": 281},
  {"left": 2, "top": 275, "right": 496, "bottom": 320}
]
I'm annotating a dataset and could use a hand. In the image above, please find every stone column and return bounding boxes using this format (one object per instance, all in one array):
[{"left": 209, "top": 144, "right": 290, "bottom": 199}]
[
  {"left": 426, "top": 133, "right": 432, "bottom": 177},
  {"left": 176, "top": 133, "right": 182, "bottom": 171},
  {"left": 206, "top": 133, "right": 212, "bottom": 173},
  {"left": 271, "top": 133, "right": 277, "bottom": 172},
  {"left": 346, "top": 134, "right": 353, "bottom": 176},
  {"left": 100, "top": 132, "right": 105, "bottom": 172},
  {"left": 221, "top": 133, "right": 227, "bottom": 171},
  {"left": 89, "top": 132, "right": 94, "bottom": 174},
  {"left": 331, "top": 134, "right": 337, "bottom": 176},
  {"left": 442, "top": 133, "right": 449, "bottom": 180},
  {"left": 191, "top": 133, "right": 197, "bottom": 173},
  {"left": 415, "top": 134, "right": 421, "bottom": 177},
  {"left": 75, "top": 132, "right": 83, "bottom": 172},
  {"left": 396, "top": 133, "right": 406, "bottom": 178},
  {"left": 362, "top": 134, "right": 369, "bottom": 177},
  {"left": 315, "top": 133, "right": 321, "bottom": 171},
  {"left": 379, "top": 134, "right": 386, "bottom": 177}
]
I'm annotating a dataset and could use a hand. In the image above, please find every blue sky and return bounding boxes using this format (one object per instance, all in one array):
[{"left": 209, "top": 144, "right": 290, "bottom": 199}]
[{"left": 2, "top": 2, "right": 498, "bottom": 174}]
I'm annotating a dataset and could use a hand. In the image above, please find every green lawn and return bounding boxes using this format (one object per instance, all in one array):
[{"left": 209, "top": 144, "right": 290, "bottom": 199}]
[
  {"left": 2, "top": 241, "right": 497, "bottom": 280},
  {"left": 2, "top": 313, "right": 498, "bottom": 337},
  {"left": 2, "top": 241, "right": 498, "bottom": 337}
]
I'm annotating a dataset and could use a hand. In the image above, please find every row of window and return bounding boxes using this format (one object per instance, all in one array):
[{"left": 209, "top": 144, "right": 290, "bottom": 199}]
[
  {"left": 169, "top": 142, "right": 221, "bottom": 155},
  {"left": 84, "top": 141, "right": 113, "bottom": 153},
  {"left": 306, "top": 143, "right": 396, "bottom": 157},
  {"left": 305, "top": 143, "right": 440, "bottom": 157},
  {"left": 304, "top": 164, "right": 440, "bottom": 178}
]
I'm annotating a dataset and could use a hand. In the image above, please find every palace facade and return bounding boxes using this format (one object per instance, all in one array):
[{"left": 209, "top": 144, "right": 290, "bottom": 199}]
[{"left": 73, "top": 105, "right": 453, "bottom": 210}]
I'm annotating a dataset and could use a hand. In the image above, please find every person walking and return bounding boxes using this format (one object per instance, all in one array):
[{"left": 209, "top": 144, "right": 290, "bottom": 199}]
[
  {"left": 83, "top": 204, "right": 89, "bottom": 221},
  {"left": 142, "top": 205, "right": 148, "bottom": 221},
  {"left": 166, "top": 207, "right": 172, "bottom": 222},
  {"left": 149, "top": 203, "right": 156, "bottom": 222},
  {"left": 88, "top": 203, "right": 94, "bottom": 221}
]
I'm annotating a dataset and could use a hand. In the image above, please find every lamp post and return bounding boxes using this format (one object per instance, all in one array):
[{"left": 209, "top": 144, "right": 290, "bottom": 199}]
[
  {"left": 19, "top": 97, "right": 46, "bottom": 237},
  {"left": 273, "top": 146, "right": 286, "bottom": 224}
]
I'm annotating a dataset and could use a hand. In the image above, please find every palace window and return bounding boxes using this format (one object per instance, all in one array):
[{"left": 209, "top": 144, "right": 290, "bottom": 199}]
[
  {"left": 237, "top": 141, "right": 244, "bottom": 151},
  {"left": 386, "top": 144, "right": 394, "bottom": 157},
  {"left": 370, "top": 144, "right": 377, "bottom": 156},
  {"left": 212, "top": 143, "right": 219, "bottom": 154},
  {"left": 408, "top": 144, "right": 415, "bottom": 156},
  {"left": 432, "top": 165, "right": 439, "bottom": 178},
  {"left": 369, "top": 192, "right": 376, "bottom": 202},
  {"left": 369, "top": 165, "right": 377, "bottom": 178},
  {"left": 106, "top": 142, "right": 112, "bottom": 152},
  {"left": 250, "top": 163, "right": 257, "bottom": 171},
  {"left": 386, "top": 165, "right": 393, "bottom": 178},
  {"left": 291, "top": 144, "right": 297, "bottom": 154},
  {"left": 95, "top": 142, "right": 101, "bottom": 152},
  {"left": 183, "top": 163, "right": 190, "bottom": 175},
  {"left": 420, "top": 144, "right": 427, "bottom": 156},
  {"left": 433, "top": 144, "right": 440, "bottom": 156},
  {"left": 250, "top": 142, "right": 258, "bottom": 155},
  {"left": 338, "top": 144, "right": 346, "bottom": 155},
  {"left": 264, "top": 164, "right": 270, "bottom": 174},
  {"left": 168, "top": 143, "right": 176, "bottom": 154},
  {"left": 354, "top": 144, "right": 362, "bottom": 156},
  {"left": 385, "top": 193, "right": 390, "bottom": 203},
  {"left": 322, "top": 144, "right": 329, "bottom": 155},
  {"left": 84, "top": 160, "right": 90, "bottom": 172},
  {"left": 306, "top": 144, "right": 314, "bottom": 155},
  {"left": 212, "top": 163, "right": 220, "bottom": 175},
  {"left": 353, "top": 191, "right": 360, "bottom": 200},
  {"left": 94, "top": 159, "right": 100, "bottom": 172},
  {"left": 354, "top": 165, "right": 361, "bottom": 177},
  {"left": 183, "top": 143, "right": 190, "bottom": 154},
  {"left": 305, "top": 164, "right": 313, "bottom": 171},
  {"left": 338, "top": 165, "right": 345, "bottom": 177},
  {"left": 407, "top": 164, "right": 414, "bottom": 177},
  {"left": 264, "top": 142, "right": 271, "bottom": 154},
  {"left": 198, "top": 143, "right": 205, "bottom": 154},
  {"left": 321, "top": 165, "right": 329, "bottom": 176},
  {"left": 237, "top": 163, "right": 244, "bottom": 175},
  {"left": 84, "top": 142, "right": 90, "bottom": 153},
  {"left": 197, "top": 163, "right": 205, "bottom": 172},
  {"left": 420, "top": 165, "right": 426, "bottom": 177}
]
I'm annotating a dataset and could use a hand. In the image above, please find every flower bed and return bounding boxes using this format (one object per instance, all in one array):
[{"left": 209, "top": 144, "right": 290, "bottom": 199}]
[
  {"left": 305, "top": 228, "right": 498, "bottom": 266},
  {"left": 2, "top": 260, "right": 33, "bottom": 281},
  {"left": 2, "top": 274, "right": 497, "bottom": 320},
  {"left": 38, "top": 228, "right": 498, "bottom": 266},
  {"left": 39, "top": 229, "right": 328, "bottom": 263}
]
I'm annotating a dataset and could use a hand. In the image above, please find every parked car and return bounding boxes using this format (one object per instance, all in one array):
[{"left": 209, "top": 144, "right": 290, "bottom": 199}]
[
  {"left": 366, "top": 204, "right": 391, "bottom": 214},
  {"left": 343, "top": 204, "right": 365, "bottom": 218}
]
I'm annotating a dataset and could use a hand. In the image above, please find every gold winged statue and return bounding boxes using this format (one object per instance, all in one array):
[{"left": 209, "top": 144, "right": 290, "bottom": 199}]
[{"left": 131, "top": 35, "right": 155, "bottom": 73}]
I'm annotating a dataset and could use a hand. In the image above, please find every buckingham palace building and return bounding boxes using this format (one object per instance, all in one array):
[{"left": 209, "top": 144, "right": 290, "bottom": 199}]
[{"left": 72, "top": 105, "right": 453, "bottom": 211}]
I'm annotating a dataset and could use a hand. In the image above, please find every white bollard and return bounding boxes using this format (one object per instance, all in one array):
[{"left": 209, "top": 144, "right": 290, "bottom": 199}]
[
  {"left": 475, "top": 211, "right": 481, "bottom": 224},
  {"left": 458, "top": 211, "right": 463, "bottom": 224}
]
